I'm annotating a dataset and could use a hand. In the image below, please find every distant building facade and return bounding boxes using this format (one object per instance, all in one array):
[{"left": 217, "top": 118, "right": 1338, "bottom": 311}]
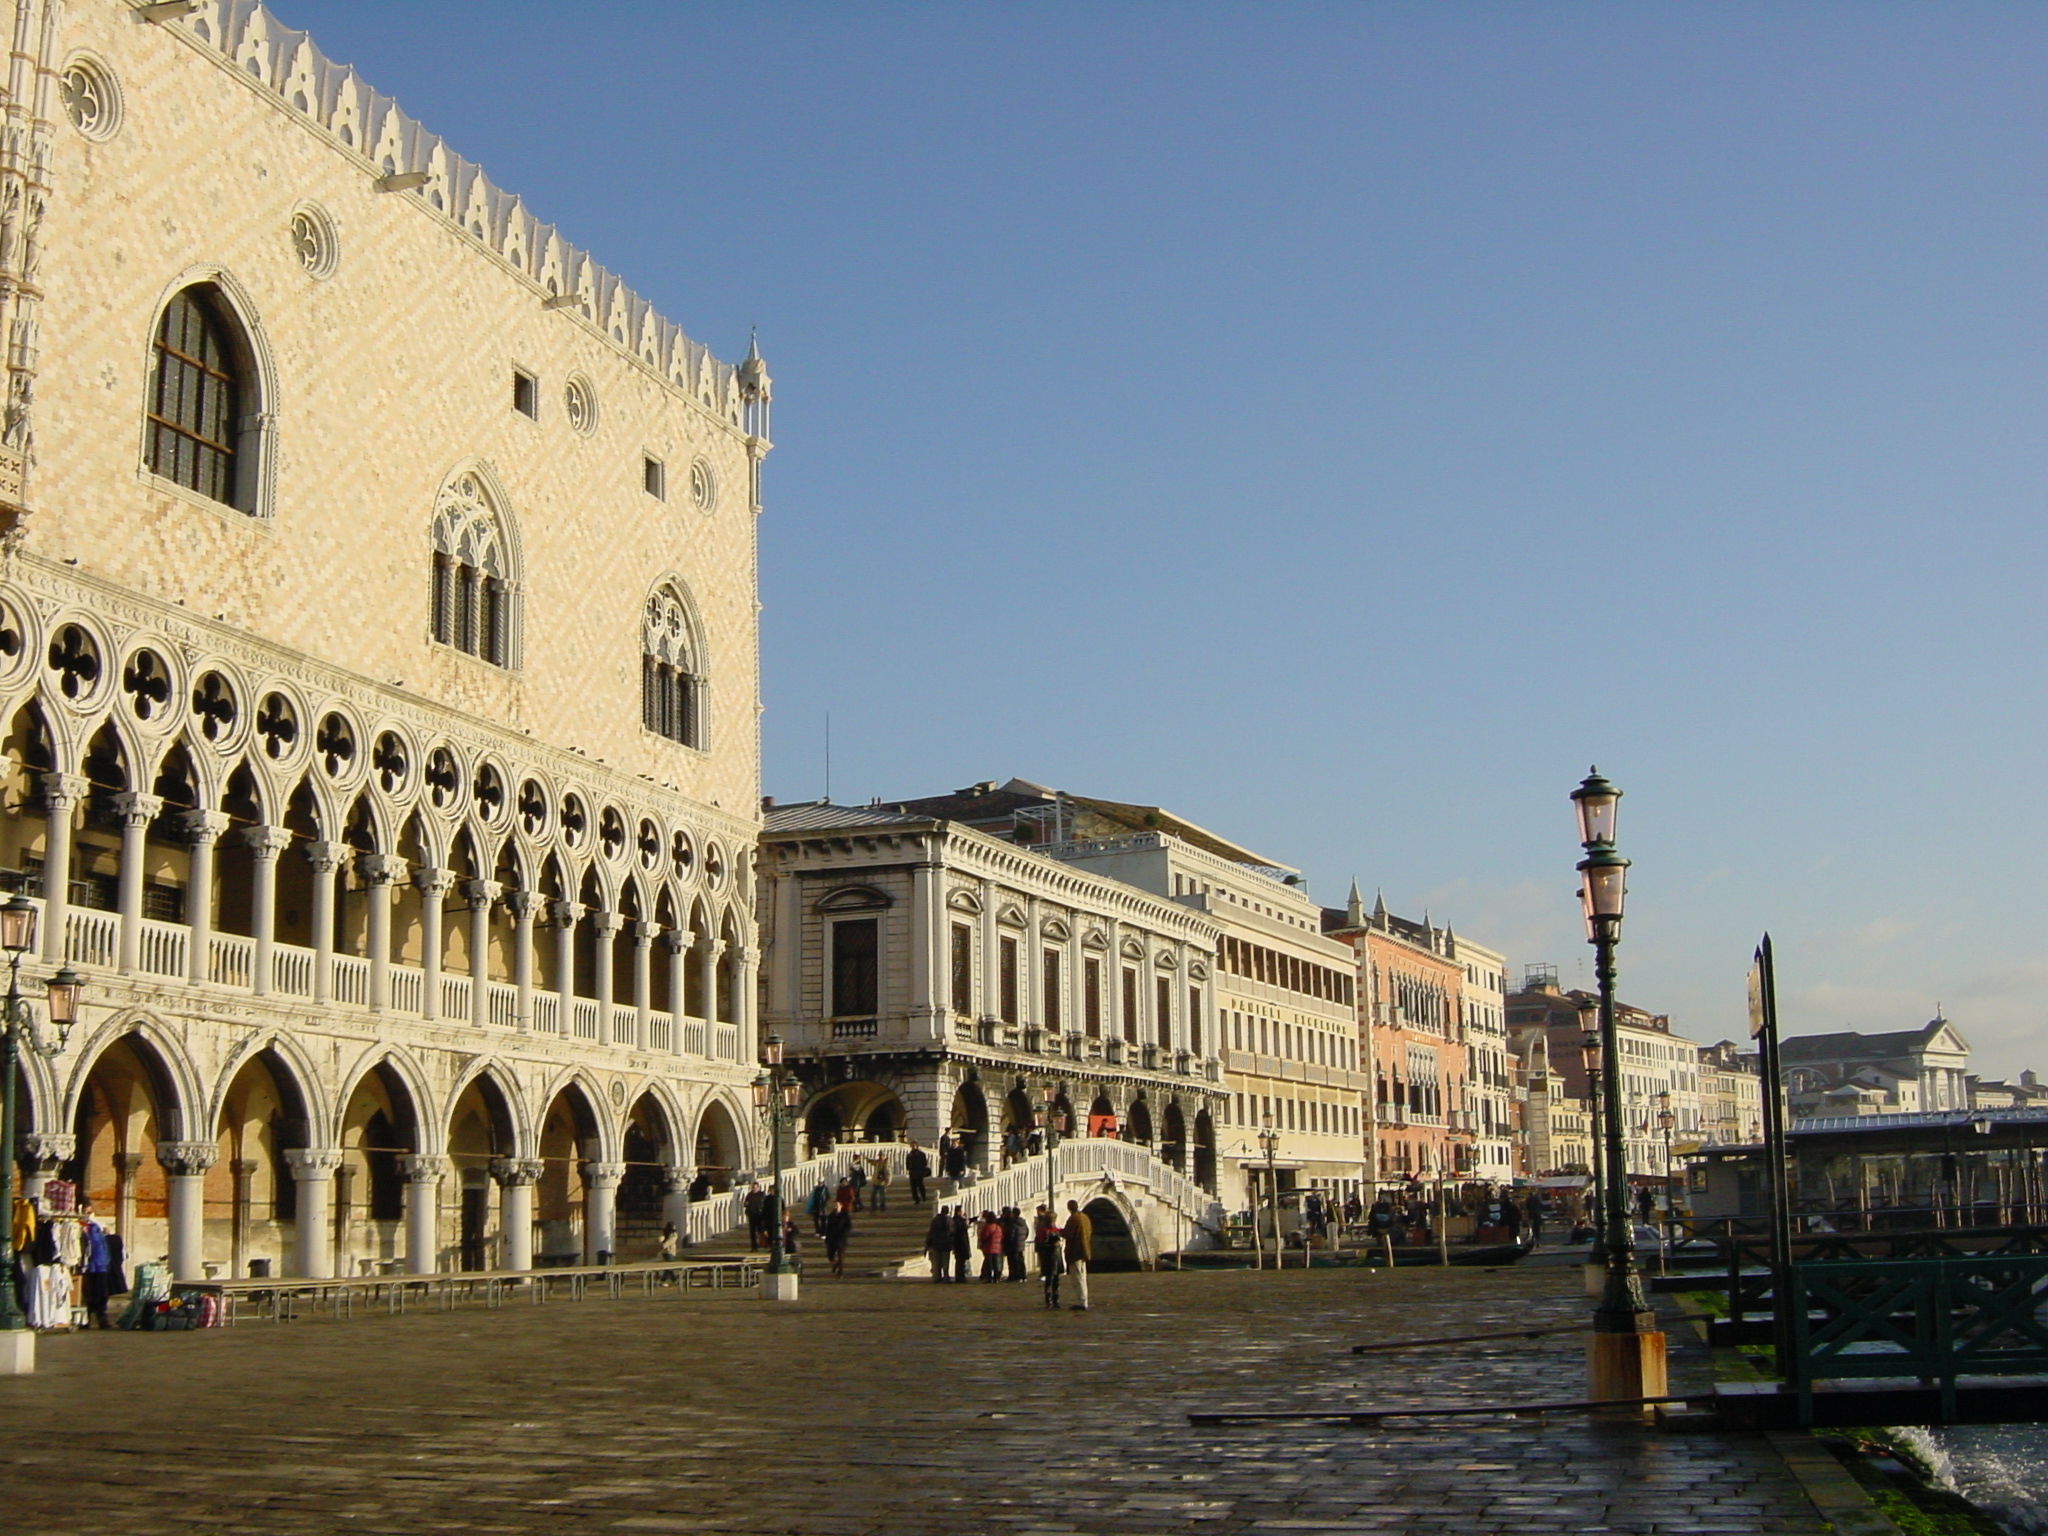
[{"left": 1779, "top": 1018, "right": 1971, "bottom": 1118}]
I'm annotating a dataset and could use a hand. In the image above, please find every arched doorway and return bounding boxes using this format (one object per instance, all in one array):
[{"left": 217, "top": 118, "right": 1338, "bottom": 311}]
[
  {"left": 1161, "top": 1102, "right": 1187, "bottom": 1172},
  {"left": 69, "top": 1033, "right": 181, "bottom": 1261},
  {"left": 804, "top": 1081, "right": 904, "bottom": 1155},
  {"left": 619, "top": 1093, "right": 677, "bottom": 1261},
  {"left": 1127, "top": 1098, "right": 1154, "bottom": 1149},
  {"left": 212, "top": 1048, "right": 309, "bottom": 1277},
  {"left": 693, "top": 1098, "right": 743, "bottom": 1193},
  {"left": 1193, "top": 1108, "right": 1217, "bottom": 1191},
  {"left": 1083, "top": 1196, "right": 1142, "bottom": 1272},
  {"left": 1087, "top": 1094, "right": 1117, "bottom": 1139},
  {"left": 447, "top": 1073, "right": 516, "bottom": 1270},
  {"left": 950, "top": 1080, "right": 989, "bottom": 1171},
  {"left": 339, "top": 1062, "right": 420, "bottom": 1274},
  {"left": 537, "top": 1081, "right": 602, "bottom": 1263}
]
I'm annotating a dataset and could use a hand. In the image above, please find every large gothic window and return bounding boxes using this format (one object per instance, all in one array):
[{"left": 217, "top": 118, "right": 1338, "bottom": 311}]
[
  {"left": 145, "top": 286, "right": 250, "bottom": 508},
  {"left": 430, "top": 472, "right": 517, "bottom": 667},
  {"left": 642, "top": 582, "right": 703, "bottom": 748}
]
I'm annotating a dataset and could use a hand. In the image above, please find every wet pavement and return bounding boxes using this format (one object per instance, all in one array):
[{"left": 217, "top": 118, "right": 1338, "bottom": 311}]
[{"left": 1, "top": 1260, "right": 1836, "bottom": 1535}]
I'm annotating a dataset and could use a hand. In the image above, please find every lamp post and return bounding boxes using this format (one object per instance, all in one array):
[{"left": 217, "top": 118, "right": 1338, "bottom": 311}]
[
  {"left": 1258, "top": 1115, "right": 1280, "bottom": 1271},
  {"left": 1571, "top": 768, "right": 1666, "bottom": 1409},
  {"left": 0, "top": 893, "right": 83, "bottom": 1374},
  {"left": 1577, "top": 997, "right": 1608, "bottom": 1291},
  {"left": 1657, "top": 1089, "right": 1677, "bottom": 1271},
  {"left": 1037, "top": 1084, "right": 1064, "bottom": 1220},
  {"left": 751, "top": 1032, "right": 802, "bottom": 1301}
]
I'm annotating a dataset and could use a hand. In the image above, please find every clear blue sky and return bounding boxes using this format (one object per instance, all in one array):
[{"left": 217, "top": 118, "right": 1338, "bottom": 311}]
[{"left": 275, "top": 1, "right": 2048, "bottom": 1077}]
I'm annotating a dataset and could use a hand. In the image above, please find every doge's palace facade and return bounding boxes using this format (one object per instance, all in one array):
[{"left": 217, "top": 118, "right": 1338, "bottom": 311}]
[{"left": 0, "top": 0, "right": 768, "bottom": 1281}]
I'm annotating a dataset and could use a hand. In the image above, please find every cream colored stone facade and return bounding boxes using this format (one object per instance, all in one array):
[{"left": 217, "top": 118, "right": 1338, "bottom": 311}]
[{"left": 1, "top": 0, "right": 767, "bottom": 1285}]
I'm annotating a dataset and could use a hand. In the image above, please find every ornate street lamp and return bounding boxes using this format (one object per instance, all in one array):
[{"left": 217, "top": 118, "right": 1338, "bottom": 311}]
[
  {"left": 1577, "top": 995, "right": 1607, "bottom": 1280},
  {"left": 1571, "top": 768, "right": 1665, "bottom": 1408},
  {"left": 1037, "top": 1083, "right": 1065, "bottom": 1221},
  {"left": 1658, "top": 1089, "right": 1678, "bottom": 1265},
  {"left": 751, "top": 1032, "right": 802, "bottom": 1301},
  {"left": 1, "top": 894, "right": 85, "bottom": 1368},
  {"left": 1258, "top": 1114, "right": 1281, "bottom": 1271}
]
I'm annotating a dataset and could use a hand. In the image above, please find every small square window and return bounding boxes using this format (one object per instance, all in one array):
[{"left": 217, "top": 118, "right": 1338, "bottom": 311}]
[
  {"left": 643, "top": 454, "right": 666, "bottom": 500},
  {"left": 512, "top": 370, "right": 538, "bottom": 419}
]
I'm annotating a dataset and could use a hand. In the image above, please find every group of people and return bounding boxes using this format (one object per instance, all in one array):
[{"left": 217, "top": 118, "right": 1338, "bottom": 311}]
[{"left": 924, "top": 1199, "right": 1094, "bottom": 1310}]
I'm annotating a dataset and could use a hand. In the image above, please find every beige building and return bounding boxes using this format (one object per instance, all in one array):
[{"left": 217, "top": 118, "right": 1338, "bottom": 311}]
[
  {"left": 756, "top": 800, "right": 1227, "bottom": 1195},
  {"left": 884, "top": 781, "right": 1367, "bottom": 1210},
  {"left": 1697, "top": 1041, "right": 1764, "bottom": 1146},
  {"left": 3, "top": 0, "right": 766, "bottom": 1283}
]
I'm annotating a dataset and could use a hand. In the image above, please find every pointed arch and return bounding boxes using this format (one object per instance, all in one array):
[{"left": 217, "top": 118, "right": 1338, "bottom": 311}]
[
  {"left": 64, "top": 1008, "right": 202, "bottom": 1142},
  {"left": 429, "top": 461, "right": 522, "bottom": 668},
  {"left": 334, "top": 1043, "right": 438, "bottom": 1153},
  {"left": 207, "top": 1027, "right": 330, "bottom": 1140},
  {"left": 141, "top": 270, "right": 277, "bottom": 517},
  {"left": 640, "top": 578, "right": 706, "bottom": 749}
]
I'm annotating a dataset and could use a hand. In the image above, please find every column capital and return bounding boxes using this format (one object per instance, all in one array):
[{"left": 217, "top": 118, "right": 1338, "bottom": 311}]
[
  {"left": 397, "top": 1153, "right": 451, "bottom": 1184},
  {"left": 489, "top": 1156, "right": 545, "bottom": 1187},
  {"left": 661, "top": 1163, "right": 691, "bottom": 1193},
  {"left": 305, "top": 839, "right": 346, "bottom": 875},
  {"left": 41, "top": 771, "right": 88, "bottom": 810},
  {"left": 180, "top": 808, "right": 231, "bottom": 845},
  {"left": 156, "top": 1139, "right": 219, "bottom": 1176},
  {"left": 245, "top": 825, "right": 294, "bottom": 859},
  {"left": 660, "top": 928, "right": 690, "bottom": 955},
  {"left": 697, "top": 935, "right": 726, "bottom": 958},
  {"left": 414, "top": 865, "right": 456, "bottom": 896},
  {"left": 358, "top": 853, "right": 407, "bottom": 886},
  {"left": 463, "top": 878, "right": 502, "bottom": 907},
  {"left": 16, "top": 1131, "right": 74, "bottom": 1168},
  {"left": 583, "top": 1160, "right": 626, "bottom": 1188},
  {"left": 630, "top": 919, "right": 658, "bottom": 945},
  {"left": 551, "top": 901, "right": 583, "bottom": 930},
  {"left": 113, "top": 790, "right": 164, "bottom": 827},
  {"left": 728, "top": 944, "right": 757, "bottom": 966},
  {"left": 284, "top": 1148, "right": 343, "bottom": 1180},
  {"left": 503, "top": 889, "right": 541, "bottom": 920},
  {"left": 229, "top": 1157, "right": 262, "bottom": 1179},
  {"left": 590, "top": 909, "right": 623, "bottom": 936}
]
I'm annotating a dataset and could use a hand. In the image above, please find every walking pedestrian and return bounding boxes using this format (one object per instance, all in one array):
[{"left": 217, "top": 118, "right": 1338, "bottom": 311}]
[
  {"left": 937, "top": 1133, "right": 956, "bottom": 1182},
  {"left": 806, "top": 1178, "right": 831, "bottom": 1235},
  {"left": 1062, "top": 1198, "right": 1093, "bottom": 1311},
  {"left": 906, "top": 1141, "right": 931, "bottom": 1206},
  {"left": 925, "top": 1206, "right": 953, "bottom": 1282},
  {"left": 950, "top": 1205, "right": 973, "bottom": 1282},
  {"left": 1034, "top": 1205, "right": 1066, "bottom": 1308},
  {"left": 1002, "top": 1206, "right": 1028, "bottom": 1282},
  {"left": 656, "top": 1221, "right": 680, "bottom": 1261},
  {"left": 848, "top": 1157, "right": 868, "bottom": 1211},
  {"left": 743, "top": 1184, "right": 766, "bottom": 1251},
  {"left": 824, "top": 1205, "right": 852, "bottom": 1277},
  {"left": 977, "top": 1210, "right": 1005, "bottom": 1283},
  {"left": 869, "top": 1153, "right": 892, "bottom": 1212},
  {"left": 1525, "top": 1192, "right": 1545, "bottom": 1243},
  {"left": 834, "top": 1176, "right": 857, "bottom": 1215},
  {"left": 946, "top": 1139, "right": 969, "bottom": 1180}
]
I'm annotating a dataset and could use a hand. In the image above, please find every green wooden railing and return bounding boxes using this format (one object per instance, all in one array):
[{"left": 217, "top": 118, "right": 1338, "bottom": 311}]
[{"left": 1788, "top": 1254, "right": 2048, "bottom": 1424}]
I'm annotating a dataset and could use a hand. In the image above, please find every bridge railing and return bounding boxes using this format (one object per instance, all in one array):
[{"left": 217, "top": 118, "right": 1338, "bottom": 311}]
[{"left": 1788, "top": 1253, "right": 2048, "bottom": 1424}]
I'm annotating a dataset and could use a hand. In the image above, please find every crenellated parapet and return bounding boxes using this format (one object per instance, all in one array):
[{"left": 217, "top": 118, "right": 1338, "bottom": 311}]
[{"left": 160, "top": 0, "right": 747, "bottom": 427}]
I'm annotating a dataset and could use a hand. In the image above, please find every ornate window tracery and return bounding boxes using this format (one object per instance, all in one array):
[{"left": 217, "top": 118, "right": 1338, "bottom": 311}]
[
  {"left": 430, "top": 473, "right": 518, "bottom": 667},
  {"left": 641, "top": 582, "right": 703, "bottom": 748},
  {"left": 146, "top": 287, "right": 248, "bottom": 508}
]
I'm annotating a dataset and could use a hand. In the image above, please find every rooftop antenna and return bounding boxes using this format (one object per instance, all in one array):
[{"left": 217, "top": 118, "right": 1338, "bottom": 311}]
[{"left": 824, "top": 712, "right": 831, "bottom": 804}]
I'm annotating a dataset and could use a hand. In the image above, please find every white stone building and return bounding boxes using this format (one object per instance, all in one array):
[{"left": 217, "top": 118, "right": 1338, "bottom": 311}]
[
  {"left": 1779, "top": 1017, "right": 1971, "bottom": 1119},
  {"left": 756, "top": 800, "right": 1228, "bottom": 1199},
  {"left": 3, "top": 0, "right": 767, "bottom": 1282}
]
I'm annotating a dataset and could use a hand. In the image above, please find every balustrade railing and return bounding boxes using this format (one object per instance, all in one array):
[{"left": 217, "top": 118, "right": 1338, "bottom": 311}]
[
  {"left": 272, "top": 943, "right": 314, "bottom": 997},
  {"left": 440, "top": 974, "right": 472, "bottom": 1021},
  {"left": 714, "top": 1024, "right": 739, "bottom": 1061},
  {"left": 649, "top": 1012, "right": 674, "bottom": 1051},
  {"left": 485, "top": 981, "right": 519, "bottom": 1029},
  {"left": 208, "top": 933, "right": 253, "bottom": 989},
  {"left": 64, "top": 908, "right": 116, "bottom": 969},
  {"left": 611, "top": 1004, "right": 638, "bottom": 1045},
  {"left": 331, "top": 954, "right": 369, "bottom": 1007},
  {"left": 682, "top": 1019, "right": 708, "bottom": 1056},
  {"left": 389, "top": 966, "right": 424, "bottom": 1016},
  {"left": 137, "top": 917, "right": 187, "bottom": 978},
  {"left": 531, "top": 991, "right": 561, "bottom": 1035},
  {"left": 571, "top": 999, "right": 600, "bottom": 1040}
]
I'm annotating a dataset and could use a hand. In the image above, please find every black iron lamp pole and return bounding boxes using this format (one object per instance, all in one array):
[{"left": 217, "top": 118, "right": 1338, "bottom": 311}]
[
  {"left": 751, "top": 1033, "right": 801, "bottom": 1279},
  {"left": 1037, "top": 1084, "right": 1063, "bottom": 1219},
  {"left": 1657, "top": 1090, "right": 1677, "bottom": 1277},
  {"left": 1571, "top": 770, "right": 1663, "bottom": 1398},
  {"left": 1258, "top": 1115, "right": 1280, "bottom": 1272},
  {"left": 0, "top": 894, "right": 83, "bottom": 1337},
  {"left": 1577, "top": 997, "right": 1608, "bottom": 1271}
]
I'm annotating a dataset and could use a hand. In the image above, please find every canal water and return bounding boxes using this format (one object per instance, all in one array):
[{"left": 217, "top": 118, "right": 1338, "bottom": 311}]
[{"left": 1903, "top": 1427, "right": 2048, "bottom": 1534}]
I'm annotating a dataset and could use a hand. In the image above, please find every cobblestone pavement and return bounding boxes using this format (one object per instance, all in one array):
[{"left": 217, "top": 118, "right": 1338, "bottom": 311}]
[{"left": 1, "top": 1262, "right": 1832, "bottom": 1535}]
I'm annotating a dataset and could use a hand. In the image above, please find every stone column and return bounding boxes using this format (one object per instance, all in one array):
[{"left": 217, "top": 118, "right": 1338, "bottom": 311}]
[
  {"left": 246, "top": 827, "right": 291, "bottom": 996},
  {"left": 662, "top": 931, "right": 689, "bottom": 1053},
  {"left": 583, "top": 1161, "right": 624, "bottom": 1263},
  {"left": 697, "top": 937, "right": 723, "bottom": 1033},
  {"left": 465, "top": 879, "right": 500, "bottom": 1028},
  {"left": 592, "top": 910, "right": 620, "bottom": 1037},
  {"left": 17, "top": 1132, "right": 74, "bottom": 1202},
  {"left": 285, "top": 1149, "right": 341, "bottom": 1278},
  {"left": 729, "top": 944, "right": 757, "bottom": 1060},
  {"left": 112, "top": 1150, "right": 144, "bottom": 1240},
  {"left": 306, "top": 840, "right": 343, "bottom": 1005},
  {"left": 113, "top": 791, "right": 163, "bottom": 974},
  {"left": 490, "top": 1157, "right": 543, "bottom": 1271},
  {"left": 38, "top": 773, "right": 86, "bottom": 963},
  {"left": 158, "top": 1140, "right": 219, "bottom": 1282},
  {"left": 631, "top": 919, "right": 655, "bottom": 1047},
  {"left": 506, "top": 889, "right": 537, "bottom": 1032},
  {"left": 398, "top": 1153, "right": 449, "bottom": 1274},
  {"left": 551, "top": 901, "right": 581, "bottom": 1006},
  {"left": 360, "top": 854, "right": 404, "bottom": 1012},
  {"left": 414, "top": 867, "right": 452, "bottom": 1020},
  {"left": 661, "top": 1164, "right": 692, "bottom": 1243},
  {"left": 182, "top": 810, "right": 229, "bottom": 985}
]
